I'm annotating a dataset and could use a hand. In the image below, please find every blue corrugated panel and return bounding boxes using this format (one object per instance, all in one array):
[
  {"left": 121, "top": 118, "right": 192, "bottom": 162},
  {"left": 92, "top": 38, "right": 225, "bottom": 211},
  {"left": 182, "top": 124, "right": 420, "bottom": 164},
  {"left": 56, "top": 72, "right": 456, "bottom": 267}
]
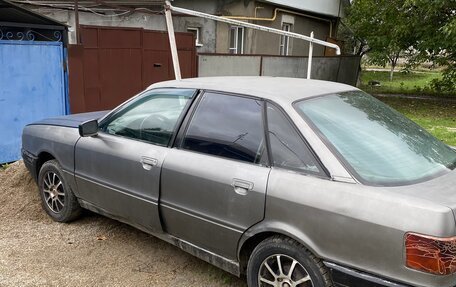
[{"left": 0, "top": 40, "right": 66, "bottom": 163}]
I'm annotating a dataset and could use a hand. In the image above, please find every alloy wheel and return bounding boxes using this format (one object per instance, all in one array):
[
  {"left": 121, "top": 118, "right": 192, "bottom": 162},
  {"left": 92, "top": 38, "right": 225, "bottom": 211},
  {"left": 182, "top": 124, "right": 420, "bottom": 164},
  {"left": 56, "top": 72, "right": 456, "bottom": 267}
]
[
  {"left": 42, "top": 171, "right": 65, "bottom": 213},
  {"left": 258, "top": 254, "right": 313, "bottom": 287}
]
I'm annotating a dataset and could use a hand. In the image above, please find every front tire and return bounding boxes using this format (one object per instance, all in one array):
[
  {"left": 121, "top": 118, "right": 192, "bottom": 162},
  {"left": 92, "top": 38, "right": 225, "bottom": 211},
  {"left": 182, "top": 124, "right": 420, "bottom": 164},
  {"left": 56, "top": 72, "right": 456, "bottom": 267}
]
[
  {"left": 38, "top": 160, "right": 82, "bottom": 222},
  {"left": 247, "top": 236, "right": 333, "bottom": 287}
]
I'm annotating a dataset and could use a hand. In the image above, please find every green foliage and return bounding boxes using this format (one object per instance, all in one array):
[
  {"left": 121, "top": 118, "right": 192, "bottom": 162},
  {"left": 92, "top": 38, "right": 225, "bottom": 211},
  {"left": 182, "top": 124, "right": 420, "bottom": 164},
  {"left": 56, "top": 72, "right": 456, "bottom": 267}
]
[
  {"left": 430, "top": 68, "right": 456, "bottom": 94},
  {"left": 346, "top": 0, "right": 413, "bottom": 78},
  {"left": 360, "top": 70, "right": 450, "bottom": 95},
  {"left": 345, "top": 0, "right": 456, "bottom": 87},
  {"left": 404, "top": 0, "right": 456, "bottom": 92}
]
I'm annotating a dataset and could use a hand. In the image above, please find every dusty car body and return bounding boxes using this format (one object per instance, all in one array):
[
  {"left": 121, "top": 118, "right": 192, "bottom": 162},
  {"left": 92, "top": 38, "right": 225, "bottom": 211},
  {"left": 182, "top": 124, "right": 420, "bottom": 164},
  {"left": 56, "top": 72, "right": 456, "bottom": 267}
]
[{"left": 22, "top": 77, "right": 456, "bottom": 287}]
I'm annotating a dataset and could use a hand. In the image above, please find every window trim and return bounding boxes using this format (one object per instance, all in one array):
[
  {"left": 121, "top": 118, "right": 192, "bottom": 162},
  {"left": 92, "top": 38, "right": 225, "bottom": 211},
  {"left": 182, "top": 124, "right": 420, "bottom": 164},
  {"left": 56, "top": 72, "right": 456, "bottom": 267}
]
[
  {"left": 279, "top": 23, "right": 292, "bottom": 56},
  {"left": 229, "top": 26, "right": 244, "bottom": 54},
  {"left": 97, "top": 88, "right": 199, "bottom": 148},
  {"left": 265, "top": 100, "right": 329, "bottom": 178},
  {"left": 173, "top": 89, "right": 206, "bottom": 149},
  {"left": 187, "top": 27, "right": 203, "bottom": 47},
  {"left": 262, "top": 100, "right": 274, "bottom": 168},
  {"left": 175, "top": 90, "right": 269, "bottom": 167},
  {"left": 292, "top": 92, "right": 362, "bottom": 183}
]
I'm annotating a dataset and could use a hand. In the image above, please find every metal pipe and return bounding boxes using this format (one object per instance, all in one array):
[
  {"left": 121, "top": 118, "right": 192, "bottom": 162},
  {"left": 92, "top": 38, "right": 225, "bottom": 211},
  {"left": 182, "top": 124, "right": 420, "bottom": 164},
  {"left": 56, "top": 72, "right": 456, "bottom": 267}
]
[
  {"left": 164, "top": 2, "right": 181, "bottom": 80},
  {"left": 74, "top": 0, "right": 80, "bottom": 44},
  {"left": 307, "top": 31, "right": 314, "bottom": 79},
  {"left": 167, "top": 3, "right": 341, "bottom": 56},
  {"left": 254, "top": 6, "right": 264, "bottom": 18},
  {"left": 223, "top": 7, "right": 334, "bottom": 38}
]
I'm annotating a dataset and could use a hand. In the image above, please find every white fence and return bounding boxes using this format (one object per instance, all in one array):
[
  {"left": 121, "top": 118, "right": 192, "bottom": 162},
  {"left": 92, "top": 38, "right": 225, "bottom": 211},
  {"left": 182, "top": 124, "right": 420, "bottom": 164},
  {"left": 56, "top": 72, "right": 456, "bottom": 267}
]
[{"left": 198, "top": 54, "right": 361, "bottom": 86}]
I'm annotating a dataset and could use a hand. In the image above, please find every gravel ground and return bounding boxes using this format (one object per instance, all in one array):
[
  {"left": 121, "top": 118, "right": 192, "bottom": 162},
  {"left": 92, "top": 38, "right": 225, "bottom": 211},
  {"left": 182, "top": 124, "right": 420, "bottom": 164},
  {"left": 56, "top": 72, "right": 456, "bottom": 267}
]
[{"left": 0, "top": 161, "right": 246, "bottom": 287}]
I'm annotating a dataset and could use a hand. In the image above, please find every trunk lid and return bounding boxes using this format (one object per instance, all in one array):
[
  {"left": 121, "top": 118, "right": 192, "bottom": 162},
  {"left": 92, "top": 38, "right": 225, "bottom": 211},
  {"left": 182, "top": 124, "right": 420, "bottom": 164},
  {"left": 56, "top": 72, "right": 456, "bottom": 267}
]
[{"left": 395, "top": 169, "right": 456, "bottom": 222}]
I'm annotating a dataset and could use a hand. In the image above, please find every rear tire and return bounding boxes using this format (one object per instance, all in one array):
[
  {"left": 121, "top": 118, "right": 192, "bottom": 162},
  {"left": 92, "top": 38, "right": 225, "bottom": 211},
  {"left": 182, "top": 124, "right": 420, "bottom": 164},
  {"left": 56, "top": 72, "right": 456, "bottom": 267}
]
[
  {"left": 247, "top": 235, "right": 333, "bottom": 287},
  {"left": 38, "top": 160, "right": 82, "bottom": 222}
]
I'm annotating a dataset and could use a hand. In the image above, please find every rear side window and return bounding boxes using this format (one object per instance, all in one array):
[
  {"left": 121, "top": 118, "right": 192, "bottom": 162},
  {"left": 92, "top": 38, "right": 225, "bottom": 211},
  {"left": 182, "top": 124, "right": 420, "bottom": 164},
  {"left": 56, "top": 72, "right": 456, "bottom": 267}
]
[
  {"left": 266, "top": 103, "right": 322, "bottom": 174},
  {"left": 182, "top": 92, "right": 267, "bottom": 165}
]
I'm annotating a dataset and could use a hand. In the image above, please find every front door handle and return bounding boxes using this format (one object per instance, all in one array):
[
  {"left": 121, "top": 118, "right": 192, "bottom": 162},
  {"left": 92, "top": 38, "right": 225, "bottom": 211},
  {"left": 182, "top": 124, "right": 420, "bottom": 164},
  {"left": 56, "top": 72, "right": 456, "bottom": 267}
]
[
  {"left": 232, "top": 179, "right": 254, "bottom": 195},
  {"left": 141, "top": 156, "right": 158, "bottom": 170}
]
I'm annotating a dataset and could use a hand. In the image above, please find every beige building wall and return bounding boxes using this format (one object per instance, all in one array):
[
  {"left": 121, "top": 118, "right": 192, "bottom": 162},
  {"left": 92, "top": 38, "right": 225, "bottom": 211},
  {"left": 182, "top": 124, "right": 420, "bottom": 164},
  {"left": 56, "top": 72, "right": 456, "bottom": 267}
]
[
  {"left": 291, "top": 15, "right": 332, "bottom": 56},
  {"left": 214, "top": 1, "right": 333, "bottom": 56}
]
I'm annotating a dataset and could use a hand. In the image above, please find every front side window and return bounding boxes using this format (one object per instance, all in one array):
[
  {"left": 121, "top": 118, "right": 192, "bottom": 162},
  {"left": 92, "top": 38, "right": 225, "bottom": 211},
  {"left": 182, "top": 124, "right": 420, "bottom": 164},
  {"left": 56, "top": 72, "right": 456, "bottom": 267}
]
[
  {"left": 101, "top": 88, "right": 195, "bottom": 146},
  {"left": 267, "top": 103, "right": 322, "bottom": 174},
  {"left": 229, "top": 26, "right": 244, "bottom": 54},
  {"left": 182, "top": 93, "right": 267, "bottom": 164},
  {"left": 295, "top": 91, "right": 456, "bottom": 186}
]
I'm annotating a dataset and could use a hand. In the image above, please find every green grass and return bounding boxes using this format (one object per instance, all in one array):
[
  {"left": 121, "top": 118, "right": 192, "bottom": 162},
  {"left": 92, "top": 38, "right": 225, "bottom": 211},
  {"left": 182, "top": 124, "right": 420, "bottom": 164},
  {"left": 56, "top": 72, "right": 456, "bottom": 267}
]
[
  {"left": 377, "top": 96, "right": 456, "bottom": 146},
  {"left": 360, "top": 70, "right": 446, "bottom": 95}
]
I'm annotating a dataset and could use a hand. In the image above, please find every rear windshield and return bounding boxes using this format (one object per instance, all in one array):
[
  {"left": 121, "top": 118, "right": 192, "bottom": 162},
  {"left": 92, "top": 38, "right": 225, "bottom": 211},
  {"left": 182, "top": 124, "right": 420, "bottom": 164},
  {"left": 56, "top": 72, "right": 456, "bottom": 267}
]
[{"left": 295, "top": 91, "right": 456, "bottom": 186}]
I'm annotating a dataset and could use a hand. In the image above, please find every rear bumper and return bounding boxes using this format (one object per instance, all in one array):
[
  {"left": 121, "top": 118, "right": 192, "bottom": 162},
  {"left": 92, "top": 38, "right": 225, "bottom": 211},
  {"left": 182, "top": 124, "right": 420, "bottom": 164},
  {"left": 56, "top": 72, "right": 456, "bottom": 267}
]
[
  {"left": 21, "top": 148, "right": 38, "bottom": 182},
  {"left": 324, "top": 262, "right": 412, "bottom": 287}
]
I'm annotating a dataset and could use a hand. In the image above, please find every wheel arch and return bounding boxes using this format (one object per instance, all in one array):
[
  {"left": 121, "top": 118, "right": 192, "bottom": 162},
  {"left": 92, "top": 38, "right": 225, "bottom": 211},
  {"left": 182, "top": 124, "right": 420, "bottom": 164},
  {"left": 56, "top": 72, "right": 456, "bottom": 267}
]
[
  {"left": 35, "top": 151, "right": 56, "bottom": 180},
  {"left": 237, "top": 221, "right": 323, "bottom": 275}
]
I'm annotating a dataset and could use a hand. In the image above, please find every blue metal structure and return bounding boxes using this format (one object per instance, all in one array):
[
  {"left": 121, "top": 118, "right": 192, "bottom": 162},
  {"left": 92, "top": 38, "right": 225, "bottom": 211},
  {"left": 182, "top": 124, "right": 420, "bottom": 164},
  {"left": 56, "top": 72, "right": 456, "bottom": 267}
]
[
  {"left": 0, "top": 0, "right": 69, "bottom": 164},
  {"left": 0, "top": 40, "right": 67, "bottom": 163}
]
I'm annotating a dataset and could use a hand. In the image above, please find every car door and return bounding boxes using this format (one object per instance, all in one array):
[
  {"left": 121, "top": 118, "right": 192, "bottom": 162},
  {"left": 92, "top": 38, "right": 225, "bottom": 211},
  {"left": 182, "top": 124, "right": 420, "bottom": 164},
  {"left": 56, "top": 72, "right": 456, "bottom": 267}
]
[
  {"left": 74, "top": 88, "right": 196, "bottom": 233},
  {"left": 160, "top": 92, "right": 271, "bottom": 259}
]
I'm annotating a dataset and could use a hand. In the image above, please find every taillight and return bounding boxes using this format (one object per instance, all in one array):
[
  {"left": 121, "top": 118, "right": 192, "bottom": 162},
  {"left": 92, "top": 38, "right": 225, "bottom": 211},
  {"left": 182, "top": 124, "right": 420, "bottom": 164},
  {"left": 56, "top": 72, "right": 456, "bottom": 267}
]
[{"left": 405, "top": 232, "right": 456, "bottom": 275}]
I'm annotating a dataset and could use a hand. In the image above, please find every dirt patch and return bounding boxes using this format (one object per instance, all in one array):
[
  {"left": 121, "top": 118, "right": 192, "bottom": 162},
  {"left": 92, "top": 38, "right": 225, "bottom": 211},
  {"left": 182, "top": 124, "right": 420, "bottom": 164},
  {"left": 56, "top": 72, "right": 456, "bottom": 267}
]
[{"left": 0, "top": 161, "right": 246, "bottom": 287}]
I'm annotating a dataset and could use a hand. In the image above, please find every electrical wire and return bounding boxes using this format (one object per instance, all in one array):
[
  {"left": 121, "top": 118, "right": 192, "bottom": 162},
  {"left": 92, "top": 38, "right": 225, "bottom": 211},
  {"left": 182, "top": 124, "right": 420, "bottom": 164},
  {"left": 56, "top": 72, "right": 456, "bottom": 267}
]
[{"left": 9, "top": 0, "right": 163, "bottom": 16}]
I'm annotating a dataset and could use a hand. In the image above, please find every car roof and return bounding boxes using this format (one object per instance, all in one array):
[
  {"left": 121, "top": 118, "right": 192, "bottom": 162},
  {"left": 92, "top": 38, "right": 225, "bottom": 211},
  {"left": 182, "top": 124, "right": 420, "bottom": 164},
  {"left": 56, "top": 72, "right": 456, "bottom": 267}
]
[{"left": 148, "top": 76, "right": 358, "bottom": 105}]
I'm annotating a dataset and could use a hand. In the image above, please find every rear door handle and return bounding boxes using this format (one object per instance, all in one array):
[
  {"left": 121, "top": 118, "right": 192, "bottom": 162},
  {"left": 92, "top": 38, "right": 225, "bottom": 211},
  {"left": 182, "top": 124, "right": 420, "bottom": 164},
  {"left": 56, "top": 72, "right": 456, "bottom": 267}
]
[
  {"left": 232, "top": 179, "right": 254, "bottom": 195},
  {"left": 141, "top": 156, "right": 158, "bottom": 170}
]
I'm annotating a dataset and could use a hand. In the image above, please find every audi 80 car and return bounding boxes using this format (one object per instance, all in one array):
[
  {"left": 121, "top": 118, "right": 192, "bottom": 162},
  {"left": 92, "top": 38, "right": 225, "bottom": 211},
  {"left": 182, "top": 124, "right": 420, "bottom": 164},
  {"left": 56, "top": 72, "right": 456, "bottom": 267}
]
[{"left": 22, "top": 77, "right": 456, "bottom": 287}]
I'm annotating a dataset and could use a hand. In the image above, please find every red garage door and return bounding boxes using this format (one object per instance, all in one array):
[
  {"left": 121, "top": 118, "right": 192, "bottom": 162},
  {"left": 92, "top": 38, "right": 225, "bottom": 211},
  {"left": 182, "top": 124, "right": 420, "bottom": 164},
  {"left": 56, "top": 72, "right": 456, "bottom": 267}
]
[{"left": 68, "top": 26, "right": 196, "bottom": 113}]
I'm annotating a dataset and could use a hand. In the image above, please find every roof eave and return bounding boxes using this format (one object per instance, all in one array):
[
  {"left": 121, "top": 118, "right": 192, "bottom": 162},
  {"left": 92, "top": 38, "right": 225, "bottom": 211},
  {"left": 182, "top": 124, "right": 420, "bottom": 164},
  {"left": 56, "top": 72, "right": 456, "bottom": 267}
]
[{"left": 1, "top": 0, "right": 69, "bottom": 28}]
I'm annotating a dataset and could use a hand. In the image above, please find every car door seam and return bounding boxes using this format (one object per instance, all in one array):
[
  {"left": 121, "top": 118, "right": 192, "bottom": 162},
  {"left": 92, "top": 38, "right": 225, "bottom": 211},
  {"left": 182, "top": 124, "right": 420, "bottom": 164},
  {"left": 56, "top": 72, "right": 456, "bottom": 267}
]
[
  {"left": 160, "top": 202, "right": 245, "bottom": 233},
  {"left": 73, "top": 173, "right": 159, "bottom": 205}
]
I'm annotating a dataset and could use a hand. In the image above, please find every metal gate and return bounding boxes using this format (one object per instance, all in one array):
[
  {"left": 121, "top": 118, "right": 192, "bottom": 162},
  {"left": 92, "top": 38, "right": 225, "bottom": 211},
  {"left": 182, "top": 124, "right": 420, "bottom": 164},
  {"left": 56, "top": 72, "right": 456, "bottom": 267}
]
[
  {"left": 0, "top": 40, "right": 67, "bottom": 163},
  {"left": 68, "top": 26, "right": 197, "bottom": 113}
]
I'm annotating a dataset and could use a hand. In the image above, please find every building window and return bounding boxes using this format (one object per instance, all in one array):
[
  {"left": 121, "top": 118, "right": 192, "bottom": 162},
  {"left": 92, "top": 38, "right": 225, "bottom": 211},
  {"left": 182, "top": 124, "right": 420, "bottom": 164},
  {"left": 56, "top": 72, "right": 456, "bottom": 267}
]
[
  {"left": 229, "top": 26, "right": 244, "bottom": 54},
  {"left": 280, "top": 23, "right": 292, "bottom": 56},
  {"left": 187, "top": 27, "right": 202, "bottom": 47}
]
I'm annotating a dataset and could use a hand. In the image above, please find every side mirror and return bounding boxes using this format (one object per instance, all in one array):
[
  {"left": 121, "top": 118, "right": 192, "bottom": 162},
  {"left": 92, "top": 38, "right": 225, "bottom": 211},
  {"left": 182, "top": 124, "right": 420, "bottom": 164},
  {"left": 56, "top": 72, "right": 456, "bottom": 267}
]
[{"left": 79, "top": 119, "right": 99, "bottom": 137}]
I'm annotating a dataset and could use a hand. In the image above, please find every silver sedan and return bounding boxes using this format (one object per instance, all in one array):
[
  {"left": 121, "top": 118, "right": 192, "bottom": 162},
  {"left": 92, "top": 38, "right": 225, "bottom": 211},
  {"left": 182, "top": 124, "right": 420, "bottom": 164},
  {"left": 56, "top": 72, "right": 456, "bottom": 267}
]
[{"left": 22, "top": 77, "right": 456, "bottom": 287}]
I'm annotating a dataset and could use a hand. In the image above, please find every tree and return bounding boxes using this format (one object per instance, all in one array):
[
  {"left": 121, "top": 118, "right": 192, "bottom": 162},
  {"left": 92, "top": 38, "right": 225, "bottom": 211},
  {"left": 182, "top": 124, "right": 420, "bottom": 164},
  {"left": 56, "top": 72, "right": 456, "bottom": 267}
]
[
  {"left": 404, "top": 0, "right": 456, "bottom": 93},
  {"left": 345, "top": 0, "right": 456, "bottom": 91},
  {"left": 346, "top": 0, "right": 413, "bottom": 81}
]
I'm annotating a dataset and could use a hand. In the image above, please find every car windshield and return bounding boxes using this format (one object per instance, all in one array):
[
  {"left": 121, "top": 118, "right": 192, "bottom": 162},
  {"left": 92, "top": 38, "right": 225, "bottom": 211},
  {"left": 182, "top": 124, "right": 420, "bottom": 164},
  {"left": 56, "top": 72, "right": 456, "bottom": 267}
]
[{"left": 295, "top": 91, "right": 456, "bottom": 186}]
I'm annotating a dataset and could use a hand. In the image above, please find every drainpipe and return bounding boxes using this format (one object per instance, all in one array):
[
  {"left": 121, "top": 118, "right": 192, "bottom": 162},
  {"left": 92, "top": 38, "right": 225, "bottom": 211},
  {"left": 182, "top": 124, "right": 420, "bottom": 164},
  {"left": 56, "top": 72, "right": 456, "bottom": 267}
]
[{"left": 74, "top": 0, "right": 80, "bottom": 44}]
